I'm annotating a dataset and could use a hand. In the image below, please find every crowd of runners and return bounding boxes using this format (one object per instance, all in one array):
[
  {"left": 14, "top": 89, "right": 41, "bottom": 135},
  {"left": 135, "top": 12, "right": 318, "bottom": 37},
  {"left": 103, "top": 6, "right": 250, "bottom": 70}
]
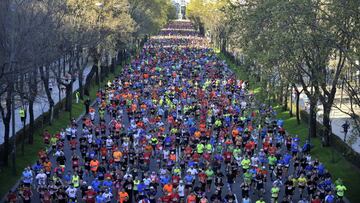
[{"left": 6, "top": 20, "right": 348, "bottom": 203}]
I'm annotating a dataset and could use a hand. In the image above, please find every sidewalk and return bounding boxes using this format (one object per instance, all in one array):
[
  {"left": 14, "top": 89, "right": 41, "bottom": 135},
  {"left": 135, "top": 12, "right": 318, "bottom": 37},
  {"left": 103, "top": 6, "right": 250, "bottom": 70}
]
[
  {"left": 296, "top": 92, "right": 360, "bottom": 153},
  {"left": 0, "top": 62, "right": 93, "bottom": 144}
]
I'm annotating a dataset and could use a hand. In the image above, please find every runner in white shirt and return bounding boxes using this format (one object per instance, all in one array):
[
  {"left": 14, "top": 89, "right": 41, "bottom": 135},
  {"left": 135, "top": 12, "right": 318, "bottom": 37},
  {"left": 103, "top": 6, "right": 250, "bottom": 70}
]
[
  {"left": 105, "top": 137, "right": 113, "bottom": 150},
  {"left": 60, "top": 129, "right": 66, "bottom": 141},
  {"left": 66, "top": 126, "right": 72, "bottom": 140},
  {"left": 66, "top": 184, "right": 77, "bottom": 201},
  {"left": 71, "top": 127, "right": 77, "bottom": 139},
  {"left": 163, "top": 149, "right": 170, "bottom": 160},
  {"left": 186, "top": 166, "right": 198, "bottom": 176},
  {"left": 35, "top": 170, "right": 47, "bottom": 186},
  {"left": 178, "top": 180, "right": 185, "bottom": 198},
  {"left": 87, "top": 133, "right": 93, "bottom": 144},
  {"left": 102, "top": 188, "right": 113, "bottom": 203},
  {"left": 90, "top": 110, "right": 95, "bottom": 121}
]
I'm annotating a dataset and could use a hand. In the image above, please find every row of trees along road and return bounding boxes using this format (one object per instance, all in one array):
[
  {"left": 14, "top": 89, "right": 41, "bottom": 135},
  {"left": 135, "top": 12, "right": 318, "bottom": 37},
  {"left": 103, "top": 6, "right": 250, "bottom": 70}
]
[
  {"left": 187, "top": 0, "right": 360, "bottom": 147},
  {"left": 0, "top": 0, "right": 176, "bottom": 167}
]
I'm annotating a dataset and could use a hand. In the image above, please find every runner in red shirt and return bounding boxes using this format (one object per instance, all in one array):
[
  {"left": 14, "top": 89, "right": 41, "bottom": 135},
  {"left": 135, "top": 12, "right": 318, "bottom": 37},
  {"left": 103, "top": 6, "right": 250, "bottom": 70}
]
[
  {"left": 223, "top": 151, "right": 232, "bottom": 164},
  {"left": 268, "top": 144, "right": 277, "bottom": 156},
  {"left": 70, "top": 139, "right": 77, "bottom": 151},
  {"left": 84, "top": 186, "right": 97, "bottom": 203},
  {"left": 198, "top": 170, "right": 207, "bottom": 191},
  {"left": 160, "top": 192, "right": 172, "bottom": 203},
  {"left": 143, "top": 151, "right": 151, "bottom": 164},
  {"left": 172, "top": 175, "right": 180, "bottom": 187},
  {"left": 202, "top": 151, "right": 211, "bottom": 161},
  {"left": 192, "top": 152, "right": 200, "bottom": 163},
  {"left": 170, "top": 191, "right": 180, "bottom": 203}
]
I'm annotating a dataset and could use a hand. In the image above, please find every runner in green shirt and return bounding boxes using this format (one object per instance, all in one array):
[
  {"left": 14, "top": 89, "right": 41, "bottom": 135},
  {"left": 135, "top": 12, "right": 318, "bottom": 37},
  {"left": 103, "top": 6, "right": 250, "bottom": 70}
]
[
  {"left": 196, "top": 143, "right": 205, "bottom": 154},
  {"left": 256, "top": 197, "right": 265, "bottom": 203},
  {"left": 268, "top": 154, "right": 277, "bottom": 180},
  {"left": 268, "top": 154, "right": 277, "bottom": 168},
  {"left": 243, "top": 171, "right": 252, "bottom": 184},
  {"left": 215, "top": 119, "right": 222, "bottom": 128},
  {"left": 271, "top": 184, "right": 280, "bottom": 203},
  {"left": 50, "top": 136, "right": 58, "bottom": 152},
  {"left": 205, "top": 143, "right": 212, "bottom": 152},
  {"left": 336, "top": 184, "right": 347, "bottom": 200},
  {"left": 205, "top": 168, "right": 214, "bottom": 191},
  {"left": 241, "top": 156, "right": 251, "bottom": 172}
]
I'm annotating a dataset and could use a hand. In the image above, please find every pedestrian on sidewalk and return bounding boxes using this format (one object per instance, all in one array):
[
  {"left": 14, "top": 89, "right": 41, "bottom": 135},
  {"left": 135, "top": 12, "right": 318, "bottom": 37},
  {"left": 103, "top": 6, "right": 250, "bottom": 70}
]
[
  {"left": 342, "top": 120, "right": 350, "bottom": 142},
  {"left": 76, "top": 91, "right": 80, "bottom": 104}
]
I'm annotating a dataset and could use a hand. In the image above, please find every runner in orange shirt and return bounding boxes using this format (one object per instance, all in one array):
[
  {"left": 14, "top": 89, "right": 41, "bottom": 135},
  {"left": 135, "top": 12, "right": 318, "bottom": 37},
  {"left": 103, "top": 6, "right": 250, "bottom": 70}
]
[
  {"left": 186, "top": 192, "right": 197, "bottom": 203},
  {"left": 89, "top": 158, "right": 99, "bottom": 175},
  {"left": 163, "top": 183, "right": 173, "bottom": 194},
  {"left": 169, "top": 151, "right": 176, "bottom": 162},
  {"left": 113, "top": 148, "right": 122, "bottom": 166},
  {"left": 43, "top": 159, "right": 52, "bottom": 176},
  {"left": 118, "top": 188, "right": 129, "bottom": 203}
]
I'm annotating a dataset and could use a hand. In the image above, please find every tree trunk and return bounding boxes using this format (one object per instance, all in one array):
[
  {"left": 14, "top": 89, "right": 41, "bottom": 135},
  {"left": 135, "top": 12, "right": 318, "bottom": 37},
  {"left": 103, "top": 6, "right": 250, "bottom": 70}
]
[
  {"left": 76, "top": 55, "right": 85, "bottom": 100},
  {"left": 3, "top": 119, "right": 10, "bottom": 166},
  {"left": 122, "top": 49, "right": 127, "bottom": 63},
  {"left": 28, "top": 69, "right": 38, "bottom": 144},
  {"left": 116, "top": 51, "right": 121, "bottom": 65},
  {"left": 28, "top": 99, "right": 34, "bottom": 144},
  {"left": 40, "top": 66, "right": 55, "bottom": 125},
  {"left": 78, "top": 73, "right": 84, "bottom": 100},
  {"left": 18, "top": 74, "right": 25, "bottom": 155},
  {"left": 296, "top": 91, "right": 301, "bottom": 124},
  {"left": 322, "top": 105, "right": 332, "bottom": 146},
  {"left": 21, "top": 125, "right": 24, "bottom": 155},
  {"left": 309, "top": 98, "right": 317, "bottom": 137},
  {"left": 0, "top": 90, "right": 12, "bottom": 166},
  {"left": 110, "top": 58, "right": 115, "bottom": 73},
  {"left": 95, "top": 59, "right": 100, "bottom": 86},
  {"left": 279, "top": 81, "right": 285, "bottom": 110},
  {"left": 289, "top": 86, "right": 293, "bottom": 117},
  {"left": 84, "top": 64, "right": 97, "bottom": 96},
  {"left": 65, "top": 83, "right": 73, "bottom": 112},
  {"left": 57, "top": 59, "right": 62, "bottom": 110},
  {"left": 63, "top": 55, "right": 67, "bottom": 77},
  {"left": 283, "top": 85, "right": 288, "bottom": 111},
  {"left": 199, "top": 23, "right": 205, "bottom": 36},
  {"left": 221, "top": 38, "right": 227, "bottom": 53}
]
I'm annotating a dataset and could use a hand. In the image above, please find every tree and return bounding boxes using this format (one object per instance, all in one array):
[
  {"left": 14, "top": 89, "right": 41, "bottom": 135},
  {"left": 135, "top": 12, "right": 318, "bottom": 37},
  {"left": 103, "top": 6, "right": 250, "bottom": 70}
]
[
  {"left": 0, "top": 0, "right": 176, "bottom": 167},
  {"left": 187, "top": 0, "right": 231, "bottom": 47},
  {"left": 0, "top": 0, "right": 58, "bottom": 164},
  {"left": 130, "top": 0, "right": 176, "bottom": 41},
  {"left": 227, "top": 0, "right": 358, "bottom": 146}
]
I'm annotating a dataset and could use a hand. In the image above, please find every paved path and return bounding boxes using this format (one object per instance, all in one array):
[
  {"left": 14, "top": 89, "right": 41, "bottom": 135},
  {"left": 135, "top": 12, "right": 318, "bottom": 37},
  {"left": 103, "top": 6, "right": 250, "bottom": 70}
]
[
  {"left": 296, "top": 92, "right": 360, "bottom": 153},
  {"left": 0, "top": 62, "right": 93, "bottom": 144}
]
